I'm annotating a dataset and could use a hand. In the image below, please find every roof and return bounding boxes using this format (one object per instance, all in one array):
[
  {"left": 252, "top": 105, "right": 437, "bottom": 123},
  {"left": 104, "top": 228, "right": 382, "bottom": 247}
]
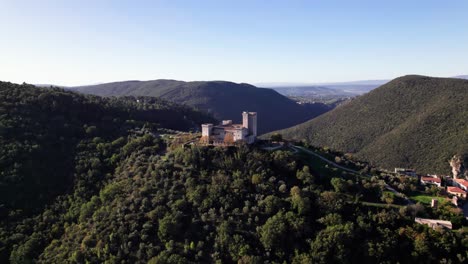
[
  {"left": 447, "top": 186, "right": 466, "bottom": 194},
  {"left": 421, "top": 177, "right": 441, "bottom": 183},
  {"left": 454, "top": 178, "right": 468, "bottom": 188}
]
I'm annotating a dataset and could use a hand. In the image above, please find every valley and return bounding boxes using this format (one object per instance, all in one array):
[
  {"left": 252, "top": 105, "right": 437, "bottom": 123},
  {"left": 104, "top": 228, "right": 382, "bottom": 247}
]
[{"left": 69, "top": 80, "right": 332, "bottom": 134}]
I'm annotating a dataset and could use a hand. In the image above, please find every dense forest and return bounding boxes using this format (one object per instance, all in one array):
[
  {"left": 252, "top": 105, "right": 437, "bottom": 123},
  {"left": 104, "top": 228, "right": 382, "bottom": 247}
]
[
  {"left": 70, "top": 80, "right": 332, "bottom": 134},
  {"left": 272, "top": 75, "right": 468, "bottom": 175},
  {"left": 3, "top": 138, "right": 467, "bottom": 263},
  {"left": 0, "top": 81, "right": 467, "bottom": 263},
  {"left": 0, "top": 81, "right": 215, "bottom": 215}
]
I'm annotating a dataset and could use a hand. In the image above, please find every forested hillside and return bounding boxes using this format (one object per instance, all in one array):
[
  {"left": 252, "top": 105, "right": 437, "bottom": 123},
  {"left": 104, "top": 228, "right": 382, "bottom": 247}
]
[
  {"left": 0, "top": 81, "right": 214, "bottom": 216},
  {"left": 3, "top": 141, "right": 467, "bottom": 263},
  {"left": 71, "top": 80, "right": 331, "bottom": 134},
  {"left": 274, "top": 76, "right": 468, "bottom": 174},
  {"left": 1, "top": 81, "right": 467, "bottom": 263}
]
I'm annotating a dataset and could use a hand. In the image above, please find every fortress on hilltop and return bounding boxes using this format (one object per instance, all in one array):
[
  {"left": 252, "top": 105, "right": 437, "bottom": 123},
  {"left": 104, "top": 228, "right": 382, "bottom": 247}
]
[{"left": 201, "top": 112, "right": 257, "bottom": 145}]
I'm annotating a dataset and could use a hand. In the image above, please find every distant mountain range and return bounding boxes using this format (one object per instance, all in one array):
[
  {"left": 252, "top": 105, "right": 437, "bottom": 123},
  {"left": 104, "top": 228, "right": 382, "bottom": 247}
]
[
  {"left": 265, "top": 86, "right": 356, "bottom": 97},
  {"left": 69, "top": 80, "right": 333, "bottom": 134},
  {"left": 255, "top": 79, "right": 389, "bottom": 87},
  {"left": 256, "top": 80, "right": 389, "bottom": 97},
  {"left": 272, "top": 75, "right": 468, "bottom": 174},
  {"left": 267, "top": 84, "right": 379, "bottom": 97},
  {"left": 259, "top": 75, "right": 468, "bottom": 97}
]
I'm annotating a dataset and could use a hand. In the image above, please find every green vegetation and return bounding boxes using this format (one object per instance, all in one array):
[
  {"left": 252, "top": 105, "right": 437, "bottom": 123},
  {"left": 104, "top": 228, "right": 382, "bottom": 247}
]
[
  {"left": 270, "top": 133, "right": 283, "bottom": 142},
  {"left": 0, "top": 81, "right": 215, "bottom": 215},
  {"left": 0, "top": 81, "right": 467, "bottom": 263},
  {"left": 71, "top": 80, "right": 332, "bottom": 134},
  {"left": 3, "top": 142, "right": 466, "bottom": 263},
  {"left": 410, "top": 195, "right": 447, "bottom": 205},
  {"left": 274, "top": 75, "right": 468, "bottom": 174}
]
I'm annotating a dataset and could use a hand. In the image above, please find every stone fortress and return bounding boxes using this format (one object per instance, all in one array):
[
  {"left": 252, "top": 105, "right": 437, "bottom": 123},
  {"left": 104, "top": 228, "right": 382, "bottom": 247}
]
[{"left": 201, "top": 112, "right": 257, "bottom": 145}]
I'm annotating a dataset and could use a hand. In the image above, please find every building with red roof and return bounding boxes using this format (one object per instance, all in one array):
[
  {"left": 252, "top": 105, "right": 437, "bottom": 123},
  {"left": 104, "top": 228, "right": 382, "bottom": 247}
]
[
  {"left": 454, "top": 178, "right": 468, "bottom": 191},
  {"left": 447, "top": 186, "right": 466, "bottom": 198},
  {"left": 420, "top": 176, "right": 442, "bottom": 187}
]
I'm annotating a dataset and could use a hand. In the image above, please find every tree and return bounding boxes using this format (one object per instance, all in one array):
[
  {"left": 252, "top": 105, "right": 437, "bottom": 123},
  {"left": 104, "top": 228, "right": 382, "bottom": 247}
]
[
  {"left": 215, "top": 221, "right": 234, "bottom": 253},
  {"left": 296, "top": 166, "right": 314, "bottom": 185},
  {"left": 380, "top": 192, "right": 394, "bottom": 204},
  {"left": 224, "top": 133, "right": 235, "bottom": 145},
  {"left": 260, "top": 195, "right": 282, "bottom": 214},
  {"left": 158, "top": 214, "right": 180, "bottom": 242},
  {"left": 259, "top": 212, "right": 288, "bottom": 251},
  {"left": 331, "top": 178, "right": 348, "bottom": 193},
  {"left": 318, "top": 191, "right": 344, "bottom": 214},
  {"left": 251, "top": 174, "right": 263, "bottom": 185},
  {"left": 310, "top": 223, "right": 355, "bottom": 263},
  {"left": 9, "top": 233, "right": 43, "bottom": 264}
]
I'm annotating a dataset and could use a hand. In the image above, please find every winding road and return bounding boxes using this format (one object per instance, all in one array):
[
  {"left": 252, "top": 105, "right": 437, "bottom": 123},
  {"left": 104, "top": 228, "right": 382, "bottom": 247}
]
[
  {"left": 291, "top": 145, "right": 413, "bottom": 204},
  {"left": 291, "top": 146, "right": 361, "bottom": 174}
]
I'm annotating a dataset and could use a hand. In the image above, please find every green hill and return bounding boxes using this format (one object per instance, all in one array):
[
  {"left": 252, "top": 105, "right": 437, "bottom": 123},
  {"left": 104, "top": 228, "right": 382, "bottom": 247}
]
[
  {"left": 71, "top": 80, "right": 332, "bottom": 134},
  {"left": 0, "top": 80, "right": 466, "bottom": 262},
  {"left": 273, "top": 75, "right": 468, "bottom": 174},
  {"left": 0, "top": 81, "right": 215, "bottom": 215}
]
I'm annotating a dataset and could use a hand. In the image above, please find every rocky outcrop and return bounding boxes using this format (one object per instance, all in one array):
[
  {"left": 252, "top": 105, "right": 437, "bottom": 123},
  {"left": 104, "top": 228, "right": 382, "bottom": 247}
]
[{"left": 449, "top": 155, "right": 467, "bottom": 179}]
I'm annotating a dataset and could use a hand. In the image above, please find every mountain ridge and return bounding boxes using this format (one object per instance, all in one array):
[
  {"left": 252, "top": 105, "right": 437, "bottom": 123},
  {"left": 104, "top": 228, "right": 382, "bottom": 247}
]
[
  {"left": 70, "top": 79, "right": 332, "bottom": 134},
  {"left": 272, "top": 75, "right": 468, "bottom": 174},
  {"left": 258, "top": 75, "right": 468, "bottom": 96}
]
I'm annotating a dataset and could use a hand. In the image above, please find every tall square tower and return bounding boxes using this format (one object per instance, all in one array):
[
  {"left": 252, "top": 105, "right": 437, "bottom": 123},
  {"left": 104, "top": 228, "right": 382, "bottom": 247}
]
[
  {"left": 201, "top": 123, "right": 213, "bottom": 137},
  {"left": 242, "top": 111, "right": 257, "bottom": 136}
]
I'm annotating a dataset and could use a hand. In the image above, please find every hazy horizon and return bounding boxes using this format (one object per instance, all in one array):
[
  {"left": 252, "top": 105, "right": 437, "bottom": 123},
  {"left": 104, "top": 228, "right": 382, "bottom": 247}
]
[
  {"left": 27, "top": 73, "right": 466, "bottom": 88},
  {"left": 1, "top": 0, "right": 468, "bottom": 86}
]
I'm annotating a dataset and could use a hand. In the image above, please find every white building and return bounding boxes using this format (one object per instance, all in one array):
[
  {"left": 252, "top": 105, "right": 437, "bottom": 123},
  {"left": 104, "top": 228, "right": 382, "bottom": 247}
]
[
  {"left": 201, "top": 112, "right": 257, "bottom": 145},
  {"left": 394, "top": 168, "right": 417, "bottom": 177}
]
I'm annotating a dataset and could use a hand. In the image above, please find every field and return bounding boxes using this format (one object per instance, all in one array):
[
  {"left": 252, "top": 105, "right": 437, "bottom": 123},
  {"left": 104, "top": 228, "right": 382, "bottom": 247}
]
[{"left": 409, "top": 194, "right": 448, "bottom": 205}]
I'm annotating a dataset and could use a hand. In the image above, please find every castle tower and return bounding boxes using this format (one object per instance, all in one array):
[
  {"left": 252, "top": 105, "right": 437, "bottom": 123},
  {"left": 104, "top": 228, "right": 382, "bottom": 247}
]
[
  {"left": 242, "top": 111, "right": 257, "bottom": 136},
  {"left": 201, "top": 124, "right": 213, "bottom": 137}
]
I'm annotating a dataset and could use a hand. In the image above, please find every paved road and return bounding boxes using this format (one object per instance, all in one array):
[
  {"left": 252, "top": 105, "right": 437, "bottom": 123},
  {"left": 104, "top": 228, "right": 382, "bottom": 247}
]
[
  {"left": 261, "top": 145, "right": 284, "bottom": 151},
  {"left": 292, "top": 146, "right": 361, "bottom": 174},
  {"left": 292, "top": 145, "right": 413, "bottom": 204}
]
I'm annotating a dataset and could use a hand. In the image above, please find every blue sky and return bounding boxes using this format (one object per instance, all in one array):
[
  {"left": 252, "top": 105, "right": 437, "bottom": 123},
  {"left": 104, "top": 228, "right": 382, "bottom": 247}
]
[{"left": 1, "top": 0, "right": 467, "bottom": 86}]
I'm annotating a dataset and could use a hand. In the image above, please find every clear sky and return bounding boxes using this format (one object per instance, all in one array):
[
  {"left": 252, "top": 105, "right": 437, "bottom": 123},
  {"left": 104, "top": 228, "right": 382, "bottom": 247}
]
[{"left": 1, "top": 0, "right": 467, "bottom": 86}]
